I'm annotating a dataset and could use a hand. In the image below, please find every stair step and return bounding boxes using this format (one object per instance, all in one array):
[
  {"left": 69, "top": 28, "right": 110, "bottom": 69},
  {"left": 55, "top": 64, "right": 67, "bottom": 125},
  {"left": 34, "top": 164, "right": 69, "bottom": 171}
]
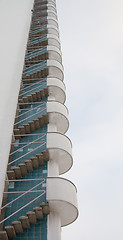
[
  {"left": 7, "top": 171, "right": 15, "bottom": 180},
  {"left": 5, "top": 226, "right": 16, "bottom": 239},
  {"left": 13, "top": 167, "right": 22, "bottom": 179},
  {"left": 23, "top": 97, "right": 28, "bottom": 103},
  {"left": 27, "top": 212, "right": 37, "bottom": 224},
  {"left": 33, "top": 119, "right": 40, "bottom": 129},
  {"left": 0, "top": 231, "right": 8, "bottom": 240},
  {"left": 36, "top": 154, "right": 44, "bottom": 165},
  {"left": 18, "top": 126, "right": 25, "bottom": 135},
  {"left": 42, "top": 150, "right": 49, "bottom": 161},
  {"left": 28, "top": 121, "right": 35, "bottom": 131},
  {"left": 33, "top": 207, "right": 43, "bottom": 219},
  {"left": 38, "top": 116, "right": 44, "bottom": 127},
  {"left": 40, "top": 202, "right": 50, "bottom": 215},
  {"left": 12, "top": 221, "right": 23, "bottom": 233},
  {"left": 35, "top": 91, "right": 41, "bottom": 100},
  {"left": 14, "top": 129, "right": 20, "bottom": 139},
  {"left": 40, "top": 89, "right": 45, "bottom": 98},
  {"left": 44, "top": 88, "right": 48, "bottom": 96},
  {"left": 27, "top": 95, "right": 33, "bottom": 102},
  {"left": 23, "top": 124, "right": 31, "bottom": 134},
  {"left": 32, "top": 93, "right": 37, "bottom": 102},
  {"left": 43, "top": 114, "right": 49, "bottom": 124},
  {"left": 25, "top": 160, "right": 33, "bottom": 172},
  {"left": 19, "top": 216, "right": 30, "bottom": 229},
  {"left": 19, "top": 163, "right": 28, "bottom": 176},
  {"left": 30, "top": 157, "right": 39, "bottom": 168}
]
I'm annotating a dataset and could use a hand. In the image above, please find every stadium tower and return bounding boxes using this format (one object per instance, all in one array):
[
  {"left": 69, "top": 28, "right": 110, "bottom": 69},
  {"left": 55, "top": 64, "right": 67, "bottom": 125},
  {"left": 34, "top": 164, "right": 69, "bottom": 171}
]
[{"left": 0, "top": 0, "right": 78, "bottom": 240}]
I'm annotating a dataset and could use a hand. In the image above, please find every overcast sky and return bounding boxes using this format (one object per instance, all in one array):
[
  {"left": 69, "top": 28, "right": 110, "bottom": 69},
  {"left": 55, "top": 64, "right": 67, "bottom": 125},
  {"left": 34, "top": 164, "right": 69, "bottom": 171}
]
[
  {"left": 0, "top": 0, "right": 123, "bottom": 239},
  {"left": 56, "top": 0, "right": 123, "bottom": 239}
]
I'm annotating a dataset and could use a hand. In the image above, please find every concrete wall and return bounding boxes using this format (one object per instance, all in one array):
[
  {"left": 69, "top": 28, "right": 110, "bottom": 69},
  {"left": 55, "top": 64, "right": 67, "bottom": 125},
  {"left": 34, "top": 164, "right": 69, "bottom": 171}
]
[{"left": 0, "top": 0, "right": 34, "bottom": 207}]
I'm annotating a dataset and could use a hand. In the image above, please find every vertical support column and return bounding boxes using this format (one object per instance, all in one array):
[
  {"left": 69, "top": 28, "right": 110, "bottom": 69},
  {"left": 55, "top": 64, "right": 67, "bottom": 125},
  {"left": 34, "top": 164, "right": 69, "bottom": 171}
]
[{"left": 48, "top": 212, "right": 61, "bottom": 240}]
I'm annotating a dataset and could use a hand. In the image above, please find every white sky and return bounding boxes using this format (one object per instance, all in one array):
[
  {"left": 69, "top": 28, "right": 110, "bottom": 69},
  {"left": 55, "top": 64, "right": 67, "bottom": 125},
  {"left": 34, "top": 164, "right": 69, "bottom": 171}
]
[
  {"left": 56, "top": 0, "right": 123, "bottom": 239},
  {"left": 0, "top": 0, "right": 123, "bottom": 239}
]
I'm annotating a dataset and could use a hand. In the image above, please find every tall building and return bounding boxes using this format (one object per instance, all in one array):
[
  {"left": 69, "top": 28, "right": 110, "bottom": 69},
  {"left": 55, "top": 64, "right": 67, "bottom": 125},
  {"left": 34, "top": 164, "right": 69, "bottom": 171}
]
[{"left": 0, "top": 0, "right": 78, "bottom": 239}]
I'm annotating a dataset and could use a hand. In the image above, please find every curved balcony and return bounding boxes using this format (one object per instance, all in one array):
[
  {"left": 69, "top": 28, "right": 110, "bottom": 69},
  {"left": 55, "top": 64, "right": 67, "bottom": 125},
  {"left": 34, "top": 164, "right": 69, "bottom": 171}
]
[
  {"left": 47, "top": 132, "right": 73, "bottom": 174},
  {"left": 47, "top": 101, "right": 69, "bottom": 134},
  {"left": 47, "top": 46, "right": 62, "bottom": 63},
  {"left": 47, "top": 16, "right": 58, "bottom": 27},
  {"left": 47, "top": 177, "right": 78, "bottom": 226},
  {"left": 47, "top": 34, "right": 60, "bottom": 49},
  {"left": 47, "top": 77, "right": 66, "bottom": 104},
  {"left": 47, "top": 24, "right": 59, "bottom": 36},
  {"left": 47, "top": 60, "right": 63, "bottom": 80}
]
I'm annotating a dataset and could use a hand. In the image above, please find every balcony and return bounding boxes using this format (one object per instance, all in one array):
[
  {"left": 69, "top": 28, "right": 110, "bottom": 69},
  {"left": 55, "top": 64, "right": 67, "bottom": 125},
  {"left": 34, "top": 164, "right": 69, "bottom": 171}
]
[
  {"left": 47, "top": 101, "right": 69, "bottom": 134},
  {"left": 47, "top": 177, "right": 78, "bottom": 226},
  {"left": 47, "top": 132, "right": 73, "bottom": 174},
  {"left": 47, "top": 60, "right": 64, "bottom": 80},
  {"left": 47, "top": 77, "right": 66, "bottom": 104}
]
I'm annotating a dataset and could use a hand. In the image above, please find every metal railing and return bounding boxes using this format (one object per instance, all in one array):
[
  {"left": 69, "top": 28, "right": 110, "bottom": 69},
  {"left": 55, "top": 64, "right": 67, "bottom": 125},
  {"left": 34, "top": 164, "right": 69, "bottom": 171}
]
[
  {"left": 0, "top": 179, "right": 46, "bottom": 224},
  {"left": 22, "top": 77, "right": 47, "bottom": 83},
  {"left": 24, "top": 62, "right": 47, "bottom": 77},
  {"left": 8, "top": 142, "right": 46, "bottom": 166},
  {"left": 15, "top": 104, "right": 46, "bottom": 124},
  {"left": 9, "top": 134, "right": 46, "bottom": 166},
  {"left": 19, "top": 82, "right": 46, "bottom": 97},
  {"left": 14, "top": 106, "right": 46, "bottom": 127},
  {"left": 19, "top": 80, "right": 46, "bottom": 93}
]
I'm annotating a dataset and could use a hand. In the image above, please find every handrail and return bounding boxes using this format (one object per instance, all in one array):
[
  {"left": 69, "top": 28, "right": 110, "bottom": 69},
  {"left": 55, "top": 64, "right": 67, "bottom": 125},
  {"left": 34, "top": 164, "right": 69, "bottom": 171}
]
[
  {"left": 0, "top": 181, "right": 46, "bottom": 224},
  {"left": 19, "top": 79, "right": 46, "bottom": 92},
  {"left": 30, "top": 25, "right": 47, "bottom": 30},
  {"left": 19, "top": 82, "right": 46, "bottom": 97},
  {"left": 22, "top": 77, "right": 47, "bottom": 82},
  {"left": 30, "top": 28, "right": 47, "bottom": 35},
  {"left": 29, "top": 33, "right": 48, "bottom": 39},
  {"left": 8, "top": 142, "right": 46, "bottom": 166},
  {"left": 1, "top": 179, "right": 45, "bottom": 211},
  {"left": 25, "top": 60, "right": 47, "bottom": 65},
  {"left": 14, "top": 107, "right": 46, "bottom": 126},
  {"left": 19, "top": 81, "right": 46, "bottom": 96},
  {"left": 27, "top": 46, "right": 47, "bottom": 50},
  {"left": 18, "top": 101, "right": 47, "bottom": 107},
  {"left": 13, "top": 133, "right": 47, "bottom": 137},
  {"left": 30, "top": 23, "right": 47, "bottom": 29},
  {"left": 29, "top": 35, "right": 47, "bottom": 43},
  {"left": 26, "top": 48, "right": 47, "bottom": 58},
  {"left": 32, "top": 20, "right": 47, "bottom": 26},
  {"left": 9, "top": 135, "right": 46, "bottom": 156},
  {"left": 16, "top": 103, "right": 46, "bottom": 119},
  {"left": 15, "top": 106, "right": 46, "bottom": 124},
  {"left": 24, "top": 62, "right": 47, "bottom": 74}
]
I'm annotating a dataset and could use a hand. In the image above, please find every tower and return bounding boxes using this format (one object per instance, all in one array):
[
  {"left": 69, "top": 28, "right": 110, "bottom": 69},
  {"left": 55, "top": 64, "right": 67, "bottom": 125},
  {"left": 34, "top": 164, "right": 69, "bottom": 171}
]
[{"left": 0, "top": 0, "right": 78, "bottom": 239}]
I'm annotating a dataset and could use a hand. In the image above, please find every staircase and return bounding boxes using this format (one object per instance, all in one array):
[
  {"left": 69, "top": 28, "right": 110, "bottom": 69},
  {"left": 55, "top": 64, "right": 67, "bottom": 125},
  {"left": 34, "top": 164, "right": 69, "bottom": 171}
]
[
  {"left": 0, "top": 202, "right": 50, "bottom": 240},
  {"left": 7, "top": 149, "right": 49, "bottom": 180}
]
